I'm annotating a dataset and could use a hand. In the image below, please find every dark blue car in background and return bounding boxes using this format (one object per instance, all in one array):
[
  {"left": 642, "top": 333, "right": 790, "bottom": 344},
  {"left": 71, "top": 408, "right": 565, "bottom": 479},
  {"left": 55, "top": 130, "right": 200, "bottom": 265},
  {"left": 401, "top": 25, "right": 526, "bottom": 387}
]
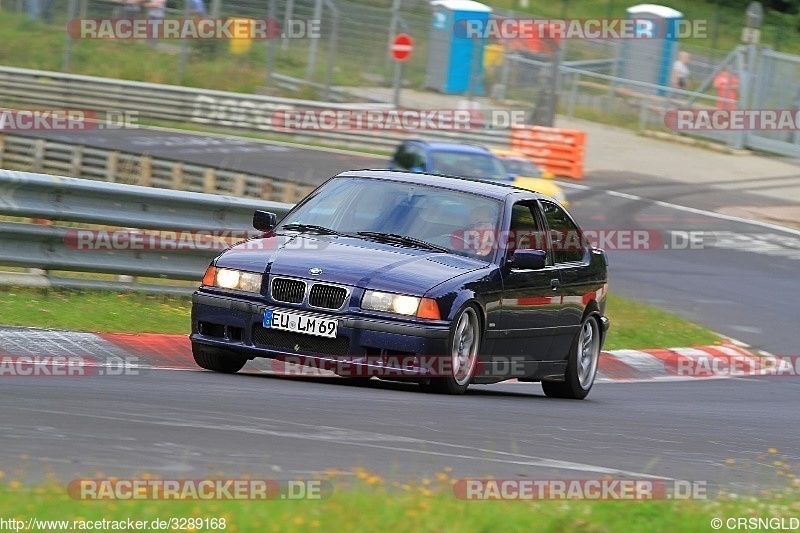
[{"left": 191, "top": 170, "right": 609, "bottom": 398}]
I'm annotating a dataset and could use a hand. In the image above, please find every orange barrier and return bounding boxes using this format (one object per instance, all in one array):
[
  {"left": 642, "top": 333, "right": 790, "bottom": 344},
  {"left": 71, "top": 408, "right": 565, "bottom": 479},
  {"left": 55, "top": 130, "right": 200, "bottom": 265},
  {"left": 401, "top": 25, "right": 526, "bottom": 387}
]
[{"left": 509, "top": 125, "right": 586, "bottom": 180}]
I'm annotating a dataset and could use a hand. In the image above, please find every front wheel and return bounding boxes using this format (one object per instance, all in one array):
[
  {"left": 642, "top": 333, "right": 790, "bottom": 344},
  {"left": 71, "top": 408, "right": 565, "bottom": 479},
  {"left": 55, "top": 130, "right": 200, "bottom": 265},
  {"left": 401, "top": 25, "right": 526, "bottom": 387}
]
[
  {"left": 419, "top": 305, "right": 481, "bottom": 395},
  {"left": 192, "top": 343, "right": 247, "bottom": 374},
  {"left": 542, "top": 315, "right": 600, "bottom": 400}
]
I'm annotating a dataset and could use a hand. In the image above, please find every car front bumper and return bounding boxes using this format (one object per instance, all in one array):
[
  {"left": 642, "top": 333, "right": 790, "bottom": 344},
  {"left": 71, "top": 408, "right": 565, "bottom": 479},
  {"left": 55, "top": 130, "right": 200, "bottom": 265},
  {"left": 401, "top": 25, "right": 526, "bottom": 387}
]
[{"left": 190, "top": 291, "right": 451, "bottom": 376}]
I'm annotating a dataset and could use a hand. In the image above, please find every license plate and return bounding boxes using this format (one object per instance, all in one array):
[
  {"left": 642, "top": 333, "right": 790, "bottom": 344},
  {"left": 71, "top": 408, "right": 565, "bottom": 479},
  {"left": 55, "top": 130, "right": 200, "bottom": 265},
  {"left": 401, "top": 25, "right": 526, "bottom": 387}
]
[{"left": 263, "top": 309, "right": 338, "bottom": 339}]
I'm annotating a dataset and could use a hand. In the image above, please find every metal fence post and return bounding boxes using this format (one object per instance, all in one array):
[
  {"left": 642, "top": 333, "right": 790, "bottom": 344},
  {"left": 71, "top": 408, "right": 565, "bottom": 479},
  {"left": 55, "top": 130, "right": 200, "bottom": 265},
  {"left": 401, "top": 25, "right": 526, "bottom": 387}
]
[
  {"left": 323, "top": 0, "right": 339, "bottom": 100},
  {"left": 281, "top": 0, "right": 295, "bottom": 51},
  {"left": 306, "top": 0, "right": 323, "bottom": 81},
  {"left": 178, "top": 0, "right": 191, "bottom": 83},
  {"left": 265, "top": 0, "right": 277, "bottom": 86},
  {"left": 61, "top": 0, "right": 77, "bottom": 71},
  {"left": 568, "top": 72, "right": 578, "bottom": 118}
]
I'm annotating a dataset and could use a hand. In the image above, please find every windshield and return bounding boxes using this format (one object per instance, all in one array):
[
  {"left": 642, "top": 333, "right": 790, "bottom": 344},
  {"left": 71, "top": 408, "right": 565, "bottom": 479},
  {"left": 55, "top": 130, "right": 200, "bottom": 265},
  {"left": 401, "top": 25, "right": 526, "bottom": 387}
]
[
  {"left": 499, "top": 157, "right": 542, "bottom": 177},
  {"left": 278, "top": 177, "right": 502, "bottom": 259},
  {"left": 428, "top": 150, "right": 509, "bottom": 181}
]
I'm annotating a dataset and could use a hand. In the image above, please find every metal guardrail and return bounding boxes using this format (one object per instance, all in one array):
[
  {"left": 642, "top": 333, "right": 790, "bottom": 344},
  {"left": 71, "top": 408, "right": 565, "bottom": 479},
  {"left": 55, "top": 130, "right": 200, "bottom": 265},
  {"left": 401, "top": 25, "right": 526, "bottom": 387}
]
[
  {"left": 0, "top": 170, "right": 294, "bottom": 283},
  {"left": 0, "top": 66, "right": 511, "bottom": 149},
  {"left": 0, "top": 133, "right": 316, "bottom": 203}
]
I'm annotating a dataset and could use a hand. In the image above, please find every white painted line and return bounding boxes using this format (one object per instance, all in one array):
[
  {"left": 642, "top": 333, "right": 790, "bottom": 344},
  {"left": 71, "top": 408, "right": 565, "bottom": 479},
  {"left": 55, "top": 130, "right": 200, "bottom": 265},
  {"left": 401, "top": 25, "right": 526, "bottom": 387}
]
[
  {"left": 562, "top": 182, "right": 800, "bottom": 236},
  {"left": 553, "top": 181, "right": 591, "bottom": 190},
  {"left": 17, "top": 406, "right": 678, "bottom": 480},
  {"left": 606, "top": 190, "right": 643, "bottom": 201}
]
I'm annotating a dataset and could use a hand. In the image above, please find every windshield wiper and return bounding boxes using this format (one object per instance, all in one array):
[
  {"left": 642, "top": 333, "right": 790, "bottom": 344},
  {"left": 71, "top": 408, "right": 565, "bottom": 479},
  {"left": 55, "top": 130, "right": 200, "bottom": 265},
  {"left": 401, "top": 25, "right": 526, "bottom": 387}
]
[
  {"left": 356, "top": 231, "right": 449, "bottom": 253},
  {"left": 281, "top": 223, "right": 341, "bottom": 235}
]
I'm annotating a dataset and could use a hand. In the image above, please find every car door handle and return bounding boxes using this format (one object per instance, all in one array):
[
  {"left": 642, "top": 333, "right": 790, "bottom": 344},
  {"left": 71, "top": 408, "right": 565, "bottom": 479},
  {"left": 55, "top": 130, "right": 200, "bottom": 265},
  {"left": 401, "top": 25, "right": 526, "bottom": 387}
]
[{"left": 550, "top": 279, "right": 560, "bottom": 291}]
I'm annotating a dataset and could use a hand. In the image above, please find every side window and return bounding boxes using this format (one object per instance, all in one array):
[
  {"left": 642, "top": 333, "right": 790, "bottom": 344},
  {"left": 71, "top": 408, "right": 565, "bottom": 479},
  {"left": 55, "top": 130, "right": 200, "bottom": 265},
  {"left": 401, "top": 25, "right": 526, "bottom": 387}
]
[
  {"left": 541, "top": 200, "right": 585, "bottom": 264},
  {"left": 392, "top": 144, "right": 410, "bottom": 169},
  {"left": 392, "top": 144, "right": 426, "bottom": 171},
  {"left": 509, "top": 202, "right": 549, "bottom": 264},
  {"left": 407, "top": 145, "right": 426, "bottom": 171}
]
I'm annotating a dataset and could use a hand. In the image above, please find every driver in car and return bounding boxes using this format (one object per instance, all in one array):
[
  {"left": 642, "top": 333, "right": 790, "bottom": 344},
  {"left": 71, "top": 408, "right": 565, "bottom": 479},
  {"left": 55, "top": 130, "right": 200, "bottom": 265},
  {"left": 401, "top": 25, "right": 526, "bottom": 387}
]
[{"left": 464, "top": 206, "right": 497, "bottom": 259}]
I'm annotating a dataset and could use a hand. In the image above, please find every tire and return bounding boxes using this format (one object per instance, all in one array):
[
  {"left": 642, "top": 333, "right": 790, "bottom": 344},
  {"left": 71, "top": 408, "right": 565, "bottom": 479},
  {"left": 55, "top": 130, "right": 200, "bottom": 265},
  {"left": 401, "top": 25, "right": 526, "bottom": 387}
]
[
  {"left": 542, "top": 315, "right": 601, "bottom": 400},
  {"left": 192, "top": 343, "right": 247, "bottom": 374},
  {"left": 419, "top": 305, "right": 481, "bottom": 395}
]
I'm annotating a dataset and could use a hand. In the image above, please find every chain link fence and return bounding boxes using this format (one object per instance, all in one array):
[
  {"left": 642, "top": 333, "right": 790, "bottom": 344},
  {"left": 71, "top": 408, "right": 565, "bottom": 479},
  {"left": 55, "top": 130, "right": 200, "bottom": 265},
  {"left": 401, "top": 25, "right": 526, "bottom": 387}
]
[{"left": 5, "top": 0, "right": 800, "bottom": 156}]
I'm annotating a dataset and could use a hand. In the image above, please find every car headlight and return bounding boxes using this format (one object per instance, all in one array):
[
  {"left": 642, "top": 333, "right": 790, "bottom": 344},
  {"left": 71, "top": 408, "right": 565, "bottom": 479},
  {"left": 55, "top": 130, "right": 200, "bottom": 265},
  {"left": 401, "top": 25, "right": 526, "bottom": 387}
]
[
  {"left": 202, "top": 266, "right": 262, "bottom": 294},
  {"left": 361, "top": 290, "right": 440, "bottom": 319}
]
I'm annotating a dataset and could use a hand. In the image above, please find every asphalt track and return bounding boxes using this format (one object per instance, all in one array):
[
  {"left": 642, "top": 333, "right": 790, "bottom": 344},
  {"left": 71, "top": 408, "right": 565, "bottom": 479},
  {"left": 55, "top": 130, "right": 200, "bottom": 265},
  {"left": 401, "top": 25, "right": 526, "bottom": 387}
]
[
  {"left": 15, "top": 127, "right": 381, "bottom": 186},
  {"left": 1, "top": 370, "right": 798, "bottom": 492},
  {"left": 3, "top": 126, "right": 800, "bottom": 492}
]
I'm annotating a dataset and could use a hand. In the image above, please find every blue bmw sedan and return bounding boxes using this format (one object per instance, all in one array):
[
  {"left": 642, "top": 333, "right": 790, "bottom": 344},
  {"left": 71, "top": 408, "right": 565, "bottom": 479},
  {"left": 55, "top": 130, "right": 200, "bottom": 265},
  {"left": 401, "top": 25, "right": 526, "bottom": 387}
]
[{"left": 191, "top": 170, "right": 609, "bottom": 398}]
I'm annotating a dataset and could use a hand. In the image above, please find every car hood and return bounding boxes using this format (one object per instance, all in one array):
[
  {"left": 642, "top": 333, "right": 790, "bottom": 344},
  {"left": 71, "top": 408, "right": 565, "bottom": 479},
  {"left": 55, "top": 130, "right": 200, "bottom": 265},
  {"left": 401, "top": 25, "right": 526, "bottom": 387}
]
[{"left": 214, "top": 234, "right": 487, "bottom": 295}]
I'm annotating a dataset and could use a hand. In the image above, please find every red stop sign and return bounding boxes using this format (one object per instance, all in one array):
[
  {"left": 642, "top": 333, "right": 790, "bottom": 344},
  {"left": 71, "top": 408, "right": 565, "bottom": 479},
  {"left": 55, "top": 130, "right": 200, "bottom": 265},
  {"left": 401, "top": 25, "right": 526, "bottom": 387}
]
[{"left": 391, "top": 34, "right": 413, "bottom": 62}]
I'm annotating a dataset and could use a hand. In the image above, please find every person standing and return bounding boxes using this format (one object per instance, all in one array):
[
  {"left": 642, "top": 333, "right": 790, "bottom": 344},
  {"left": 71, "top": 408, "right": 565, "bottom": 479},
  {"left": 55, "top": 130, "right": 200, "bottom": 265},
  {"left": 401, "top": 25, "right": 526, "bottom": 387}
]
[
  {"left": 713, "top": 68, "right": 739, "bottom": 110},
  {"left": 671, "top": 51, "right": 691, "bottom": 90}
]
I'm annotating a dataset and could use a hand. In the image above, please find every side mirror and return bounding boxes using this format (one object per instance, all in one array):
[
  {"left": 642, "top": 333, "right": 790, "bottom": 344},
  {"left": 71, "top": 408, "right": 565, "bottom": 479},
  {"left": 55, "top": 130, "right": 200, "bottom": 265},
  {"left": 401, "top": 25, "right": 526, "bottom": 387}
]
[
  {"left": 253, "top": 210, "right": 277, "bottom": 232},
  {"left": 410, "top": 166, "right": 425, "bottom": 173},
  {"left": 509, "top": 249, "right": 547, "bottom": 270}
]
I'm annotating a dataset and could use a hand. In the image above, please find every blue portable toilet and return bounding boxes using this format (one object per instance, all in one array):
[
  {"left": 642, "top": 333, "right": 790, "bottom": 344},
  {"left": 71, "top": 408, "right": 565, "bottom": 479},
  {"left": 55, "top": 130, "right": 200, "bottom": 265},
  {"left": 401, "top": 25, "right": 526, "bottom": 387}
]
[
  {"left": 425, "top": 0, "right": 492, "bottom": 95},
  {"left": 621, "top": 4, "right": 683, "bottom": 91}
]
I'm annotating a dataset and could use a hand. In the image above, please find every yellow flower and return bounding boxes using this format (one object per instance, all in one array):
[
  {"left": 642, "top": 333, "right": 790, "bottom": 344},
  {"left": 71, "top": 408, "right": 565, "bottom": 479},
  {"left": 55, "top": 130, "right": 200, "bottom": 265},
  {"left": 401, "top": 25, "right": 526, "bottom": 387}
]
[
  {"left": 768, "top": 448, "right": 778, "bottom": 455},
  {"left": 725, "top": 459, "right": 735, "bottom": 465},
  {"left": 10, "top": 481, "right": 21, "bottom": 489}
]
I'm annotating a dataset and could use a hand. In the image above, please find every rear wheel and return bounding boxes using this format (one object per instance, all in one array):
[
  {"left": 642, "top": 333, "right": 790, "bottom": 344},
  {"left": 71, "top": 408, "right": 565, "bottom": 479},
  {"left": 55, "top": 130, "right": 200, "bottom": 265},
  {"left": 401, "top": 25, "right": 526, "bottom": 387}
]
[
  {"left": 419, "top": 305, "right": 481, "bottom": 395},
  {"left": 192, "top": 343, "right": 247, "bottom": 374},
  {"left": 542, "top": 315, "right": 600, "bottom": 400}
]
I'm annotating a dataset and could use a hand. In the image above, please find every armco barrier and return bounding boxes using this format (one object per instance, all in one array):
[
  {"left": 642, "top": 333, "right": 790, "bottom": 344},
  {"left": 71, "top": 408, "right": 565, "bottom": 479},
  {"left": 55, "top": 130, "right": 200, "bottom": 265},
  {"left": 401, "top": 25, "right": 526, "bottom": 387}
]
[
  {"left": 509, "top": 125, "right": 586, "bottom": 180},
  {"left": 0, "top": 169, "right": 293, "bottom": 283},
  {"left": 0, "top": 133, "right": 315, "bottom": 203},
  {"left": 0, "top": 66, "right": 510, "bottom": 150}
]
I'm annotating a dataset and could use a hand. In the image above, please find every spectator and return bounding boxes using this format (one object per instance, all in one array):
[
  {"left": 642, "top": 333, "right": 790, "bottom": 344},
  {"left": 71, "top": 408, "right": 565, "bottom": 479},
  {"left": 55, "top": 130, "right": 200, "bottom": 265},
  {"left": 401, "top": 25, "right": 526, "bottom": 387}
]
[
  {"left": 189, "top": 0, "right": 207, "bottom": 16},
  {"left": 713, "top": 68, "right": 739, "bottom": 110},
  {"left": 671, "top": 51, "right": 691, "bottom": 91}
]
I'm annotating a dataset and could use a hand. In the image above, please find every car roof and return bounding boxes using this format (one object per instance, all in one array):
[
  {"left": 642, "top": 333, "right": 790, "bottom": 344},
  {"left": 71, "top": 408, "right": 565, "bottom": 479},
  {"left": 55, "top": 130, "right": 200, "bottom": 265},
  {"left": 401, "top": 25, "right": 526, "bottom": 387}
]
[
  {"left": 405, "top": 140, "right": 492, "bottom": 154},
  {"left": 335, "top": 169, "right": 536, "bottom": 200}
]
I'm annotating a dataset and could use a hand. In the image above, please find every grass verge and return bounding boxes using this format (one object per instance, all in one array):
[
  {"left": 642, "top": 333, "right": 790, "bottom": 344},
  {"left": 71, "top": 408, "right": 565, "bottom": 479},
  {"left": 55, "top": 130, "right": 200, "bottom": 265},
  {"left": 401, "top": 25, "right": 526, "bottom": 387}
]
[
  {"left": 0, "top": 466, "right": 798, "bottom": 533},
  {"left": 0, "top": 288, "right": 721, "bottom": 349}
]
